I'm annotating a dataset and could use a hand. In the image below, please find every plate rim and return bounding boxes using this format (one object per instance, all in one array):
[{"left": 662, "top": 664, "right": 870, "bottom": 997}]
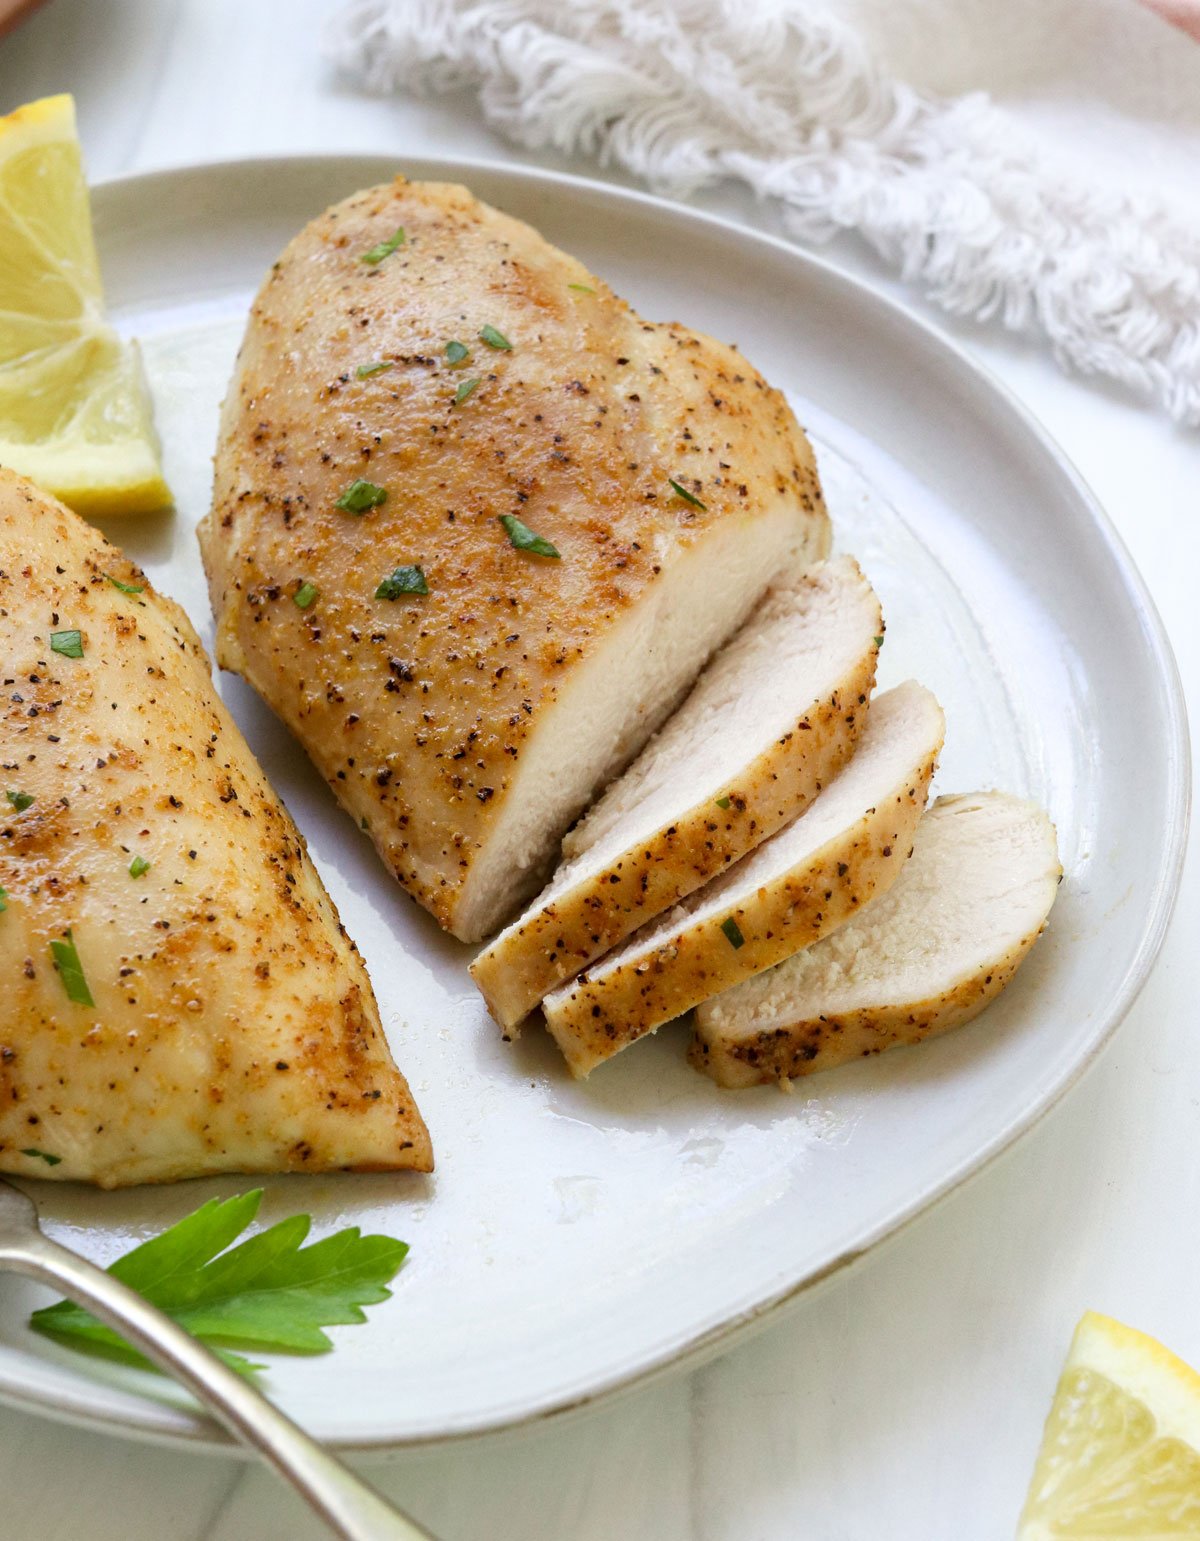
[{"left": 1, "top": 149, "right": 1190, "bottom": 1455}]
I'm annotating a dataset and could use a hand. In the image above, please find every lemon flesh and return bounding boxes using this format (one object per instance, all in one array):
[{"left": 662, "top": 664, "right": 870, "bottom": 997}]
[
  {"left": 1018, "top": 1312, "right": 1200, "bottom": 1538},
  {"left": 0, "top": 94, "right": 169, "bottom": 516}
]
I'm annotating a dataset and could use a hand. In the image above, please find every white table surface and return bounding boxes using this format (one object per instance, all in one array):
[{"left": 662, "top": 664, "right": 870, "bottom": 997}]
[{"left": 1, "top": 2, "right": 1197, "bottom": 1538}]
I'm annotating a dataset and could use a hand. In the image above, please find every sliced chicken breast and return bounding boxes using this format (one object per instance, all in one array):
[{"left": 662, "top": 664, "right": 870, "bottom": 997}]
[
  {"left": 690, "top": 791, "right": 1061, "bottom": 1086},
  {"left": 200, "top": 178, "right": 829, "bottom": 943},
  {"left": 472, "top": 556, "right": 882, "bottom": 1030},
  {"left": 542, "top": 681, "right": 944, "bottom": 1076},
  {"left": 0, "top": 472, "right": 431, "bottom": 1186}
]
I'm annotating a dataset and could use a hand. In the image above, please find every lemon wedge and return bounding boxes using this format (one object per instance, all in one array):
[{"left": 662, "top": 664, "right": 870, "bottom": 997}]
[
  {"left": 0, "top": 93, "right": 169, "bottom": 516},
  {"left": 1018, "top": 1311, "right": 1200, "bottom": 1537}
]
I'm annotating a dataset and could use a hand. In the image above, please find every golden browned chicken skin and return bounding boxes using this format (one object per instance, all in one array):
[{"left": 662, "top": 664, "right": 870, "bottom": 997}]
[
  {"left": 200, "top": 178, "right": 828, "bottom": 942},
  {"left": 0, "top": 471, "right": 431, "bottom": 1186}
]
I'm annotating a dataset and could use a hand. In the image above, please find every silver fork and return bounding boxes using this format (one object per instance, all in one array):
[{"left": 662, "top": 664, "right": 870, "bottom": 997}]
[{"left": 0, "top": 1178, "right": 434, "bottom": 1540}]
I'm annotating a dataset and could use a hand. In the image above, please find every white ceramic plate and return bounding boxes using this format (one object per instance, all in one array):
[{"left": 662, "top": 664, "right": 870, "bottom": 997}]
[{"left": 0, "top": 157, "right": 1188, "bottom": 1453}]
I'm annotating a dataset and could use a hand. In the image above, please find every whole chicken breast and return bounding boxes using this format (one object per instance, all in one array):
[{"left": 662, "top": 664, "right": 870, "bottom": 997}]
[
  {"left": 199, "top": 178, "right": 829, "bottom": 942},
  {"left": 0, "top": 471, "right": 431, "bottom": 1187}
]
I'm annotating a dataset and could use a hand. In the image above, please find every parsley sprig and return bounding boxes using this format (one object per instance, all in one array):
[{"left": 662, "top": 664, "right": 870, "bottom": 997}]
[
  {"left": 51, "top": 629, "right": 84, "bottom": 659},
  {"left": 361, "top": 228, "right": 405, "bottom": 265},
  {"left": 499, "top": 514, "right": 560, "bottom": 559},
  {"left": 30, "top": 1191, "right": 409, "bottom": 1377},
  {"left": 720, "top": 916, "right": 746, "bottom": 950},
  {"left": 669, "top": 478, "right": 707, "bottom": 511},
  {"left": 335, "top": 479, "right": 387, "bottom": 515},
  {"left": 50, "top": 930, "right": 94, "bottom": 1006},
  {"left": 376, "top": 565, "right": 429, "bottom": 599},
  {"left": 479, "top": 324, "right": 512, "bottom": 351}
]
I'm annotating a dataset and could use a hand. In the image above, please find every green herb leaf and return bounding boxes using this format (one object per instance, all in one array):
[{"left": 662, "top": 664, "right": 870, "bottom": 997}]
[
  {"left": 50, "top": 629, "right": 84, "bottom": 659},
  {"left": 874, "top": 634, "right": 884, "bottom": 648},
  {"left": 375, "top": 565, "right": 429, "bottom": 600},
  {"left": 5, "top": 789, "right": 33, "bottom": 813},
  {"left": 30, "top": 1191, "right": 409, "bottom": 1377},
  {"left": 453, "top": 377, "right": 480, "bottom": 405},
  {"left": 105, "top": 574, "right": 144, "bottom": 596},
  {"left": 444, "top": 339, "right": 471, "bottom": 367},
  {"left": 335, "top": 479, "right": 388, "bottom": 515},
  {"left": 359, "top": 815, "right": 371, "bottom": 831},
  {"left": 668, "top": 478, "right": 707, "bottom": 511},
  {"left": 50, "top": 930, "right": 94, "bottom": 1007},
  {"left": 715, "top": 796, "right": 731, "bottom": 810},
  {"left": 720, "top": 916, "right": 745, "bottom": 950},
  {"left": 355, "top": 359, "right": 393, "bottom": 379},
  {"left": 0, "top": 886, "right": 7, "bottom": 912},
  {"left": 361, "top": 228, "right": 405, "bottom": 265},
  {"left": 479, "top": 324, "right": 512, "bottom": 351},
  {"left": 499, "top": 514, "right": 560, "bottom": 559},
  {"left": 293, "top": 581, "right": 319, "bottom": 610},
  {"left": 129, "top": 855, "right": 151, "bottom": 879},
  {"left": 20, "top": 1149, "right": 61, "bottom": 1167},
  {"left": 567, "top": 283, "right": 595, "bottom": 294}
]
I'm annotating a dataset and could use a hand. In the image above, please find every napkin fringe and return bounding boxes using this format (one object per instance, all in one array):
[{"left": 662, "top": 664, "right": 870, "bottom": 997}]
[{"left": 330, "top": 0, "right": 1200, "bottom": 425}]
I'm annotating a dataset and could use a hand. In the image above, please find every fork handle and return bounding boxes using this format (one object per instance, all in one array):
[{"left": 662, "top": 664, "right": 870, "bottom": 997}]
[{"left": 2, "top": 1232, "right": 433, "bottom": 1540}]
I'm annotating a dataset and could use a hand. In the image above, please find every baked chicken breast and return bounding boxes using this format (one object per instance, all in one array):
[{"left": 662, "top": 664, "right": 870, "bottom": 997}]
[
  {"left": 199, "top": 178, "right": 829, "bottom": 942},
  {"left": 0, "top": 471, "right": 431, "bottom": 1186}
]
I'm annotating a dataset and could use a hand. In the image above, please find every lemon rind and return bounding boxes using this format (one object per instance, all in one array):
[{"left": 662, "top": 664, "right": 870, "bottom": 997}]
[
  {"left": 1066, "top": 1310, "right": 1200, "bottom": 1452},
  {"left": 0, "top": 92, "right": 170, "bottom": 517}
]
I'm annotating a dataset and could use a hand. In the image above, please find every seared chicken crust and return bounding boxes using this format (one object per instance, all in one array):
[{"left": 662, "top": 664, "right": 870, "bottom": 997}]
[
  {"left": 0, "top": 471, "right": 431, "bottom": 1186},
  {"left": 200, "top": 178, "right": 828, "bottom": 941}
]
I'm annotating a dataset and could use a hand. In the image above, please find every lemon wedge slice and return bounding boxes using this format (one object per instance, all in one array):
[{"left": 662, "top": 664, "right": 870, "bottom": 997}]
[
  {"left": 0, "top": 93, "right": 169, "bottom": 516},
  {"left": 1018, "top": 1311, "right": 1200, "bottom": 1537}
]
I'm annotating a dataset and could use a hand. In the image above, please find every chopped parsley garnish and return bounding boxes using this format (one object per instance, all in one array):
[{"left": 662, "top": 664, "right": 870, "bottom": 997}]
[
  {"left": 669, "top": 478, "right": 707, "bottom": 510},
  {"left": 335, "top": 479, "right": 388, "bottom": 514},
  {"left": 567, "top": 283, "right": 595, "bottom": 294},
  {"left": 361, "top": 227, "right": 405, "bottom": 265},
  {"left": 50, "top": 629, "right": 84, "bottom": 659},
  {"left": 129, "top": 855, "right": 151, "bottom": 878},
  {"left": 499, "top": 514, "right": 560, "bottom": 559},
  {"left": 293, "top": 581, "right": 319, "bottom": 610},
  {"left": 106, "top": 574, "right": 144, "bottom": 595},
  {"left": 21, "top": 1149, "right": 61, "bottom": 1166},
  {"left": 360, "top": 815, "right": 371, "bottom": 831},
  {"left": 376, "top": 565, "right": 429, "bottom": 599},
  {"left": 355, "top": 359, "right": 393, "bottom": 379},
  {"left": 50, "top": 931, "right": 94, "bottom": 1007},
  {"left": 874, "top": 634, "right": 884, "bottom": 648},
  {"left": 5, "top": 790, "right": 33, "bottom": 813},
  {"left": 444, "top": 340, "right": 471, "bottom": 367},
  {"left": 0, "top": 886, "right": 7, "bottom": 911},
  {"left": 453, "top": 377, "right": 480, "bottom": 405},
  {"left": 715, "top": 796, "right": 732, "bottom": 810},
  {"left": 479, "top": 324, "right": 512, "bottom": 351},
  {"left": 720, "top": 917, "right": 745, "bottom": 950},
  {"left": 29, "top": 1190, "right": 410, "bottom": 1378}
]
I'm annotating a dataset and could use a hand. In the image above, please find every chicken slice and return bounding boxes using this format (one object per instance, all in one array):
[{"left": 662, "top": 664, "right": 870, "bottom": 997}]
[
  {"left": 541, "top": 681, "right": 944, "bottom": 1076},
  {"left": 690, "top": 792, "right": 1061, "bottom": 1086},
  {"left": 0, "top": 471, "right": 431, "bottom": 1187},
  {"left": 472, "top": 556, "right": 882, "bottom": 1031},
  {"left": 199, "top": 178, "right": 829, "bottom": 943}
]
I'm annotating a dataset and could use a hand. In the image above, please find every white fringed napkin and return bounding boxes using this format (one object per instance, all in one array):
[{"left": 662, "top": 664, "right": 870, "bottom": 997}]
[{"left": 328, "top": 0, "right": 1200, "bottom": 425}]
